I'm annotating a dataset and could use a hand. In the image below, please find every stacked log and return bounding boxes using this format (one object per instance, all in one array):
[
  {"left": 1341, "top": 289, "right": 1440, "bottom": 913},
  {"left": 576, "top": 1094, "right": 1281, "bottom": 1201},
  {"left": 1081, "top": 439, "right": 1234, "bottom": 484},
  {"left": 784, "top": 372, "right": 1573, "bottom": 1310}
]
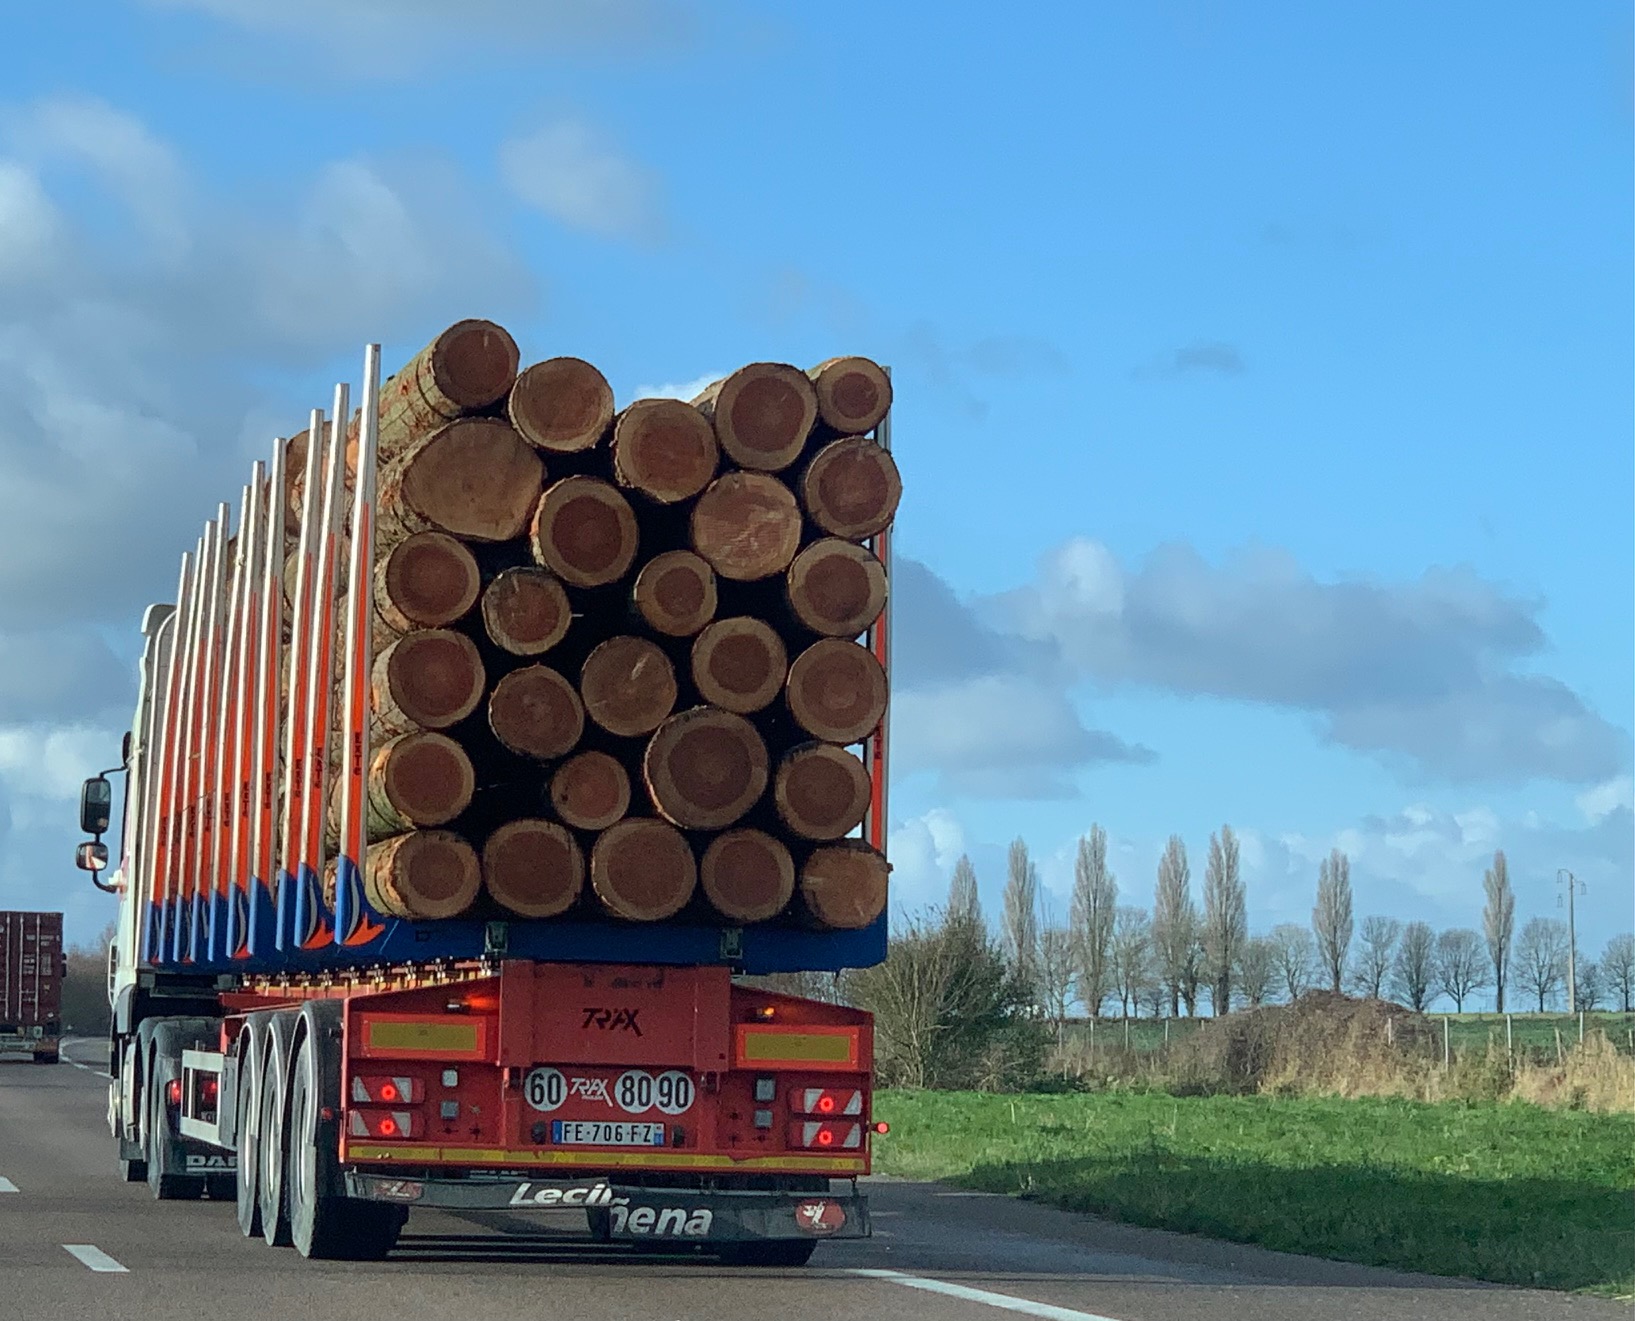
[{"left": 300, "top": 321, "right": 896, "bottom": 930}]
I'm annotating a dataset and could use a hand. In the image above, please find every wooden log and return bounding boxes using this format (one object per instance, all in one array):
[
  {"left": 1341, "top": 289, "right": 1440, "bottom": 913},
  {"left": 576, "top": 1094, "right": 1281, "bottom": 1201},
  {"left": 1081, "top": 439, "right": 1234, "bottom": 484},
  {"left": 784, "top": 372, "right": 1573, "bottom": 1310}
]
[
  {"left": 807, "top": 356, "right": 892, "bottom": 435},
  {"left": 774, "top": 742, "right": 871, "bottom": 841},
  {"left": 372, "top": 629, "right": 486, "bottom": 735},
  {"left": 786, "top": 538, "right": 887, "bottom": 637},
  {"left": 481, "top": 566, "right": 572, "bottom": 657},
  {"left": 643, "top": 706, "right": 769, "bottom": 830},
  {"left": 691, "top": 363, "right": 817, "bottom": 472},
  {"left": 799, "top": 436, "right": 902, "bottom": 541},
  {"left": 549, "top": 750, "right": 631, "bottom": 832},
  {"left": 530, "top": 476, "right": 640, "bottom": 588},
  {"left": 610, "top": 399, "right": 718, "bottom": 504},
  {"left": 378, "top": 418, "right": 544, "bottom": 545},
  {"left": 690, "top": 472, "right": 802, "bottom": 581},
  {"left": 488, "top": 664, "right": 584, "bottom": 761},
  {"left": 365, "top": 830, "right": 482, "bottom": 921},
  {"left": 507, "top": 357, "right": 614, "bottom": 454},
  {"left": 632, "top": 550, "right": 717, "bottom": 637},
  {"left": 700, "top": 829, "right": 795, "bottom": 924},
  {"left": 691, "top": 617, "right": 787, "bottom": 714},
  {"left": 364, "top": 732, "right": 475, "bottom": 838},
  {"left": 799, "top": 840, "right": 889, "bottom": 930},
  {"left": 376, "top": 531, "right": 481, "bottom": 635},
  {"left": 375, "top": 319, "right": 519, "bottom": 466},
  {"left": 580, "top": 636, "right": 677, "bottom": 738},
  {"left": 482, "top": 819, "right": 584, "bottom": 919},
  {"left": 589, "top": 818, "right": 696, "bottom": 922},
  {"left": 785, "top": 639, "right": 887, "bottom": 744}
]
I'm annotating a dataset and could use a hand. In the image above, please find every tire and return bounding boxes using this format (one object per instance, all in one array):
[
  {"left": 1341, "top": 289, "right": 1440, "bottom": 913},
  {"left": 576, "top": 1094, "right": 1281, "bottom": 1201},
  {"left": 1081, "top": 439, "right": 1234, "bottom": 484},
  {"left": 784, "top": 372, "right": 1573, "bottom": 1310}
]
[
  {"left": 258, "top": 1045, "right": 291, "bottom": 1246},
  {"left": 717, "top": 1239, "right": 819, "bottom": 1267},
  {"left": 32, "top": 1053, "right": 58, "bottom": 1065},
  {"left": 145, "top": 1055, "right": 204, "bottom": 1201},
  {"left": 235, "top": 1060, "right": 262, "bottom": 1238}
]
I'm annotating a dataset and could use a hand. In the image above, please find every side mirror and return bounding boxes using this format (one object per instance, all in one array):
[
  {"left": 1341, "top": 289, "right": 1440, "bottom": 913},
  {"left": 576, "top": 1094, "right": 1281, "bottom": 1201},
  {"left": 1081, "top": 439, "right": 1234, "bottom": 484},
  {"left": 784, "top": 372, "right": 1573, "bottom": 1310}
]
[
  {"left": 80, "top": 776, "right": 112, "bottom": 836},
  {"left": 76, "top": 840, "right": 110, "bottom": 872}
]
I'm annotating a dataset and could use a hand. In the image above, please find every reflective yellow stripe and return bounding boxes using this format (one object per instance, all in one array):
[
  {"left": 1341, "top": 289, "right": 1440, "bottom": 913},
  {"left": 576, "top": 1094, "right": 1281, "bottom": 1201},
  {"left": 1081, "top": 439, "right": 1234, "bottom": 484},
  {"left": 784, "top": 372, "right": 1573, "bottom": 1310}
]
[
  {"left": 739, "top": 1028, "right": 856, "bottom": 1064},
  {"left": 362, "top": 1018, "right": 481, "bottom": 1056},
  {"left": 345, "top": 1144, "right": 865, "bottom": 1173}
]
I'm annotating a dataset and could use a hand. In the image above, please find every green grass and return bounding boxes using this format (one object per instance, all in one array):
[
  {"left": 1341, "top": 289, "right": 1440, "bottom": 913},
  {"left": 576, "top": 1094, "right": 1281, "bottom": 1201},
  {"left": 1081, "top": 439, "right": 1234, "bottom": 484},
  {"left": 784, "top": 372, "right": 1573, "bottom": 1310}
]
[{"left": 874, "top": 1089, "right": 1635, "bottom": 1294}]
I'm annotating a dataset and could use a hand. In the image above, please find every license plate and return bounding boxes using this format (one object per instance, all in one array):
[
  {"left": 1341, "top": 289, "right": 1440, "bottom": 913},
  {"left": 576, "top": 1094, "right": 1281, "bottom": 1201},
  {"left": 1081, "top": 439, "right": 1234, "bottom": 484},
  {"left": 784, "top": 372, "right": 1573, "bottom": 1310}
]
[{"left": 551, "top": 1121, "right": 666, "bottom": 1147}]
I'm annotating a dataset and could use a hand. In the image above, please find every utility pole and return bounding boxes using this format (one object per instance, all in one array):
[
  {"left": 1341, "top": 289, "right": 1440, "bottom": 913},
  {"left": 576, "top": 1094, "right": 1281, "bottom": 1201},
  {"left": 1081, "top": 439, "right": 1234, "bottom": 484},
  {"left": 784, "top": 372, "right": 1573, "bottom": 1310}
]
[{"left": 1558, "top": 869, "right": 1585, "bottom": 1013}]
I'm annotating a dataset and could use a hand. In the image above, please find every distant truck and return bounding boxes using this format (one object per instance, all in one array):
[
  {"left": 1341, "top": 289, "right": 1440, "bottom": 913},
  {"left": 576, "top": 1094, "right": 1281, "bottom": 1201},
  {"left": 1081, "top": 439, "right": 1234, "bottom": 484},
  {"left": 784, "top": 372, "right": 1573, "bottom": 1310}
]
[{"left": 0, "top": 911, "right": 65, "bottom": 1064}]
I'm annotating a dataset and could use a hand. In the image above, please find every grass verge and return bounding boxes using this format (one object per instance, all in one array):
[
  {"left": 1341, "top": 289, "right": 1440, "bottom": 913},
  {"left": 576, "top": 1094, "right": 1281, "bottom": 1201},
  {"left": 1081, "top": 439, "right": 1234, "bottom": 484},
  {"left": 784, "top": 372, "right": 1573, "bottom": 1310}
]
[{"left": 873, "top": 1089, "right": 1635, "bottom": 1294}]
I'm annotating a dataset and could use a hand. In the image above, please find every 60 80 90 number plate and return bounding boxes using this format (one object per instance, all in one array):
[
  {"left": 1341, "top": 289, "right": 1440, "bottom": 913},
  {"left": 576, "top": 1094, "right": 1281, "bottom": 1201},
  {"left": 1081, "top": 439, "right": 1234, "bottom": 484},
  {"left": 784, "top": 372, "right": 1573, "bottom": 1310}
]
[{"left": 551, "top": 1121, "right": 665, "bottom": 1147}]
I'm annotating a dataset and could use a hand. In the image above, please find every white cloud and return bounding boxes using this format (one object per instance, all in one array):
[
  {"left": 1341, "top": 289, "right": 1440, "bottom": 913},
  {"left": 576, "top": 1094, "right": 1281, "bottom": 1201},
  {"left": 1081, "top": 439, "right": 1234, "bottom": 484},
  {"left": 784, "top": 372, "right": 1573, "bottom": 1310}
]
[
  {"left": 1577, "top": 775, "right": 1633, "bottom": 823},
  {"left": 0, "top": 725, "right": 121, "bottom": 805},
  {"left": 886, "top": 808, "right": 967, "bottom": 915},
  {"left": 0, "top": 163, "right": 58, "bottom": 281},
  {"left": 631, "top": 373, "right": 722, "bottom": 402},
  {"left": 500, "top": 119, "right": 663, "bottom": 242}
]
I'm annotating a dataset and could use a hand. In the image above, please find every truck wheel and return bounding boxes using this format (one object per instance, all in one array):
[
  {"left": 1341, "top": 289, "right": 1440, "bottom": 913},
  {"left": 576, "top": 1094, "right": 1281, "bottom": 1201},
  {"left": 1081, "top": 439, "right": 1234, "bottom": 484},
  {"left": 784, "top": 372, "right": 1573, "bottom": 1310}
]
[
  {"left": 257, "top": 1045, "right": 291, "bottom": 1246},
  {"left": 235, "top": 1062, "right": 262, "bottom": 1238},
  {"left": 145, "top": 1065, "right": 204, "bottom": 1201},
  {"left": 32, "top": 1052, "right": 58, "bottom": 1065},
  {"left": 717, "top": 1240, "right": 819, "bottom": 1267}
]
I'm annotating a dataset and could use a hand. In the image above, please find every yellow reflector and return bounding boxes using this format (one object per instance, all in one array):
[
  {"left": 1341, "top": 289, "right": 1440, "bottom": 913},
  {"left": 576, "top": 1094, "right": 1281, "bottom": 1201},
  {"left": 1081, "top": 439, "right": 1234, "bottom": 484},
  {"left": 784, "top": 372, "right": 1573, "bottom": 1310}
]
[
  {"left": 738, "top": 1027, "right": 856, "bottom": 1065},
  {"left": 365, "top": 1018, "right": 481, "bottom": 1056}
]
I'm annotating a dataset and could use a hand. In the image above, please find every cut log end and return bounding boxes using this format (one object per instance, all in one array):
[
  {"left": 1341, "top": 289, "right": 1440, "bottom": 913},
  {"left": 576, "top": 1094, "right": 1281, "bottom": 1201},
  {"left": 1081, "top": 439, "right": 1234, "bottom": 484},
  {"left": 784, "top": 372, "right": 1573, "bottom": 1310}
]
[
  {"left": 378, "top": 531, "right": 481, "bottom": 633},
  {"left": 589, "top": 819, "right": 697, "bottom": 922},
  {"left": 800, "top": 437, "right": 902, "bottom": 541},
  {"left": 633, "top": 551, "right": 717, "bottom": 637},
  {"left": 370, "top": 732, "right": 475, "bottom": 835},
  {"left": 581, "top": 636, "right": 677, "bottom": 738},
  {"left": 786, "top": 539, "right": 887, "bottom": 637},
  {"left": 488, "top": 665, "right": 585, "bottom": 761},
  {"left": 694, "top": 363, "right": 818, "bottom": 472},
  {"left": 808, "top": 356, "right": 892, "bottom": 435},
  {"left": 530, "top": 476, "right": 640, "bottom": 588},
  {"left": 643, "top": 706, "right": 769, "bottom": 831},
  {"left": 428, "top": 319, "right": 521, "bottom": 410},
  {"left": 800, "top": 841, "right": 889, "bottom": 930},
  {"left": 392, "top": 418, "right": 544, "bottom": 543},
  {"left": 691, "top": 617, "right": 788, "bottom": 714},
  {"left": 775, "top": 743, "right": 871, "bottom": 841},
  {"left": 483, "top": 819, "right": 585, "bottom": 919},
  {"left": 508, "top": 357, "right": 615, "bottom": 454},
  {"left": 482, "top": 566, "right": 571, "bottom": 657},
  {"left": 366, "top": 830, "right": 482, "bottom": 921},
  {"left": 786, "top": 639, "right": 888, "bottom": 744},
  {"left": 690, "top": 473, "right": 802, "bottom": 582},
  {"left": 611, "top": 399, "right": 719, "bottom": 504},
  {"left": 549, "top": 751, "right": 632, "bottom": 832},
  {"left": 374, "top": 629, "right": 486, "bottom": 733},
  {"left": 700, "top": 829, "right": 795, "bottom": 923}
]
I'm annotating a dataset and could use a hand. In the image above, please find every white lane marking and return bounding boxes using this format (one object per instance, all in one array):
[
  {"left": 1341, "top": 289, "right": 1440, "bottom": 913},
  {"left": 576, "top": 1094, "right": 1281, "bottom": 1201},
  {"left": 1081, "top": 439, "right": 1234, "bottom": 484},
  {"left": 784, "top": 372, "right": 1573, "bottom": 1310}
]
[
  {"left": 852, "top": 1269, "right": 1121, "bottom": 1321},
  {"left": 0, "top": 1176, "right": 17, "bottom": 1192},
  {"left": 63, "top": 1055, "right": 112, "bottom": 1080},
  {"left": 63, "top": 1244, "right": 129, "bottom": 1273}
]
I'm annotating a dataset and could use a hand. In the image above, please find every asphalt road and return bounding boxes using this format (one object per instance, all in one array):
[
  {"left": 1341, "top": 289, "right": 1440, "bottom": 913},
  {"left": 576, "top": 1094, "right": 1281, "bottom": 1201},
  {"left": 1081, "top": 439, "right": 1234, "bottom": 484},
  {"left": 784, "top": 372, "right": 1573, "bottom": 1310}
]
[{"left": 0, "top": 1040, "right": 1622, "bottom": 1321}]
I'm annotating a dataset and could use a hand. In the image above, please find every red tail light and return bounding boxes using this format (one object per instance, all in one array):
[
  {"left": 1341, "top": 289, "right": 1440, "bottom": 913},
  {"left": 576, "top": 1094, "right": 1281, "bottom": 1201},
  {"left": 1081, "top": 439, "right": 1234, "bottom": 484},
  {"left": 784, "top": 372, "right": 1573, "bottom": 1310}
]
[
  {"left": 351, "top": 1074, "right": 422, "bottom": 1104},
  {"left": 791, "top": 1087, "right": 864, "bottom": 1117},
  {"left": 348, "top": 1109, "right": 418, "bottom": 1139},
  {"left": 165, "top": 1079, "right": 182, "bottom": 1108},
  {"left": 790, "top": 1120, "right": 863, "bottom": 1149},
  {"left": 201, "top": 1077, "right": 219, "bottom": 1107}
]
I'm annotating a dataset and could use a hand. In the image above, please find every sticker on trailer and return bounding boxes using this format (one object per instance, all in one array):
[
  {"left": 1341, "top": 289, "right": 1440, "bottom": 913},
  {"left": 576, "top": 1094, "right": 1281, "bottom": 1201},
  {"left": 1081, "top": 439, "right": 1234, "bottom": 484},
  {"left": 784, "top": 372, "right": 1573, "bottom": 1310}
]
[{"left": 524, "top": 1066, "right": 695, "bottom": 1116}]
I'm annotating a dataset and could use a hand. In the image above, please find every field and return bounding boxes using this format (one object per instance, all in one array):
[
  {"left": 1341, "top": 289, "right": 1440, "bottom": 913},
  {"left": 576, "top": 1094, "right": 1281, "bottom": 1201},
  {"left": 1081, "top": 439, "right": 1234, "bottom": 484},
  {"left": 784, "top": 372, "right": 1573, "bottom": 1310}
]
[{"left": 873, "top": 1089, "right": 1635, "bottom": 1294}]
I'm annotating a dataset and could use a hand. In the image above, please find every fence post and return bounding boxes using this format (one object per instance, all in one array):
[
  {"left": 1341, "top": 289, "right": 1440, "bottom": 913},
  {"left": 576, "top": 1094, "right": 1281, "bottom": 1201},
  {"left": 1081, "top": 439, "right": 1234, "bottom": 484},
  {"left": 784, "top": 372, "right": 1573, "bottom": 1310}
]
[
  {"left": 1443, "top": 1015, "right": 1450, "bottom": 1071},
  {"left": 1164, "top": 1018, "right": 1170, "bottom": 1045},
  {"left": 1506, "top": 1013, "right": 1512, "bottom": 1059},
  {"left": 1386, "top": 1016, "right": 1394, "bottom": 1047},
  {"left": 1124, "top": 1017, "right": 1130, "bottom": 1050},
  {"left": 1579, "top": 1011, "right": 1585, "bottom": 1044},
  {"left": 1554, "top": 1026, "right": 1563, "bottom": 1065}
]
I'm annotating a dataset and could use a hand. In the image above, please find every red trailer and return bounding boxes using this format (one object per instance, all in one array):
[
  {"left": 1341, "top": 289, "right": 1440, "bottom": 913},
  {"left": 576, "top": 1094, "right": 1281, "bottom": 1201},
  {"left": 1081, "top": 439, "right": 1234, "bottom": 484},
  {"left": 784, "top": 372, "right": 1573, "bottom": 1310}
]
[{"left": 0, "top": 911, "right": 65, "bottom": 1064}]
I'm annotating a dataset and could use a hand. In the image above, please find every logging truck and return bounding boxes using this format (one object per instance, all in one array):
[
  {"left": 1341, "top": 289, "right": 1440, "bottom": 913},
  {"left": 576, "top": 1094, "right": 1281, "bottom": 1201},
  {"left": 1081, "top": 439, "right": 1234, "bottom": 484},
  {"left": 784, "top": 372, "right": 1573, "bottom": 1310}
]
[{"left": 73, "top": 323, "right": 897, "bottom": 1263}]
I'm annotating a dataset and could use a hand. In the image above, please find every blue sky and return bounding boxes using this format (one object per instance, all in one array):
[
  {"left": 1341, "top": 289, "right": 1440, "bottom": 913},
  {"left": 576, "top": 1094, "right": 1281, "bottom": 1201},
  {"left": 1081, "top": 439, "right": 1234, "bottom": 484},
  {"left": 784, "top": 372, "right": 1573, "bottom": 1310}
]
[{"left": 1, "top": 1, "right": 1629, "bottom": 1000}]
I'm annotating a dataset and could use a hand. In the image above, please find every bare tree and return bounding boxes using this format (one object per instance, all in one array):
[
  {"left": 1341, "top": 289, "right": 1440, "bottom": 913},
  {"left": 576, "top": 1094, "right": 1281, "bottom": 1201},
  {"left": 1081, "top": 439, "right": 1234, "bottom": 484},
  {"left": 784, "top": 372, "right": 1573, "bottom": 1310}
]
[
  {"left": 1202, "top": 824, "right": 1246, "bottom": 1014},
  {"left": 1069, "top": 825, "right": 1117, "bottom": 1017},
  {"left": 1110, "top": 906, "right": 1152, "bottom": 1017},
  {"left": 1002, "top": 838, "right": 1041, "bottom": 1009},
  {"left": 1602, "top": 933, "right": 1635, "bottom": 1013},
  {"left": 1152, "top": 835, "right": 1196, "bottom": 1017},
  {"left": 1391, "top": 920, "right": 1437, "bottom": 1011},
  {"left": 1350, "top": 915, "right": 1401, "bottom": 999},
  {"left": 1575, "top": 960, "right": 1604, "bottom": 1012},
  {"left": 946, "top": 854, "right": 983, "bottom": 934},
  {"left": 1482, "top": 850, "right": 1515, "bottom": 1012},
  {"left": 1269, "top": 923, "right": 1317, "bottom": 1002},
  {"left": 1434, "top": 928, "right": 1489, "bottom": 1012},
  {"left": 1516, "top": 917, "right": 1569, "bottom": 1012},
  {"left": 1037, "top": 925, "right": 1077, "bottom": 1041},
  {"left": 1311, "top": 849, "right": 1353, "bottom": 992},
  {"left": 1237, "top": 936, "right": 1276, "bottom": 1006}
]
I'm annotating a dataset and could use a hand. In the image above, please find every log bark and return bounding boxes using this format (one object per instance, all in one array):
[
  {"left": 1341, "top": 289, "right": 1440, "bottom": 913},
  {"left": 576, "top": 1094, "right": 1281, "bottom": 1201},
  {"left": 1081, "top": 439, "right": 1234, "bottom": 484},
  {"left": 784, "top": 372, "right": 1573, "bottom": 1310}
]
[
  {"left": 376, "top": 531, "right": 481, "bottom": 635},
  {"left": 774, "top": 742, "right": 871, "bottom": 841},
  {"left": 365, "top": 830, "right": 482, "bottom": 921},
  {"left": 488, "top": 664, "right": 584, "bottom": 761},
  {"left": 610, "top": 399, "right": 718, "bottom": 503},
  {"left": 807, "top": 356, "right": 892, "bottom": 435},
  {"left": 690, "top": 473, "right": 802, "bottom": 581},
  {"left": 690, "top": 617, "right": 787, "bottom": 714},
  {"left": 482, "top": 819, "right": 584, "bottom": 919},
  {"left": 785, "top": 639, "right": 887, "bottom": 744},
  {"left": 507, "top": 356, "right": 614, "bottom": 454},
  {"left": 799, "top": 840, "right": 889, "bottom": 930},
  {"left": 799, "top": 436, "right": 902, "bottom": 541},
  {"left": 632, "top": 550, "right": 717, "bottom": 637},
  {"left": 643, "top": 706, "right": 769, "bottom": 830},
  {"left": 589, "top": 818, "right": 697, "bottom": 922},
  {"left": 372, "top": 629, "right": 486, "bottom": 735},
  {"left": 691, "top": 363, "right": 817, "bottom": 472},
  {"left": 700, "top": 829, "right": 795, "bottom": 924},
  {"left": 529, "top": 476, "right": 640, "bottom": 588},
  {"left": 378, "top": 418, "right": 544, "bottom": 545},
  {"left": 365, "top": 732, "right": 475, "bottom": 838},
  {"left": 786, "top": 538, "right": 887, "bottom": 637},
  {"left": 374, "top": 319, "right": 519, "bottom": 467},
  {"left": 481, "top": 566, "right": 572, "bottom": 657},
  {"left": 549, "top": 750, "right": 631, "bottom": 832},
  {"left": 580, "top": 636, "right": 677, "bottom": 738}
]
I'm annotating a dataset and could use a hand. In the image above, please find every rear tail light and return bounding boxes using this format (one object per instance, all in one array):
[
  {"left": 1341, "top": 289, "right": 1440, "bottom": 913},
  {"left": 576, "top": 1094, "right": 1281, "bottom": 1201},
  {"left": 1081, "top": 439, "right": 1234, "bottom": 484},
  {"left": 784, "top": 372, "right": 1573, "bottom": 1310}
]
[
  {"left": 351, "top": 1074, "right": 422, "bottom": 1104},
  {"left": 791, "top": 1087, "right": 863, "bottom": 1117},
  {"left": 791, "top": 1120, "right": 863, "bottom": 1149},
  {"left": 349, "top": 1109, "right": 418, "bottom": 1139},
  {"left": 201, "top": 1077, "right": 219, "bottom": 1107},
  {"left": 165, "top": 1079, "right": 182, "bottom": 1108}
]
